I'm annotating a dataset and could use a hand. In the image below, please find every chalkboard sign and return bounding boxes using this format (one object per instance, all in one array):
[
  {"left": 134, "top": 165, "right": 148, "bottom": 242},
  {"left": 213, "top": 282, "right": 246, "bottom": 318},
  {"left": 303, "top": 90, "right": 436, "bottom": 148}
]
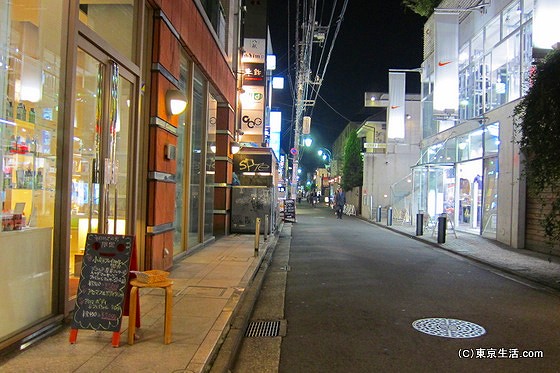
[
  {"left": 284, "top": 199, "right": 296, "bottom": 222},
  {"left": 71, "top": 233, "right": 134, "bottom": 332}
]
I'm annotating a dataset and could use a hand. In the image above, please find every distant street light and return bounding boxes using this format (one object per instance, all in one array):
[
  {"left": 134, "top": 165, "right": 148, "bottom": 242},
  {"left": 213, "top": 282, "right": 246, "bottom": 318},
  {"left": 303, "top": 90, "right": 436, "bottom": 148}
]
[{"left": 317, "top": 148, "right": 332, "bottom": 162}]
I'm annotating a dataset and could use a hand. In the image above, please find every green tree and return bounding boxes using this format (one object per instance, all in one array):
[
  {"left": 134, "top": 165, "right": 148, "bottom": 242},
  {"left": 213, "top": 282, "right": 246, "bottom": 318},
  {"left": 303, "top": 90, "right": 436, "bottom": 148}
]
[
  {"left": 341, "top": 130, "right": 363, "bottom": 191},
  {"left": 402, "top": 0, "right": 442, "bottom": 17},
  {"left": 513, "top": 49, "right": 560, "bottom": 244}
]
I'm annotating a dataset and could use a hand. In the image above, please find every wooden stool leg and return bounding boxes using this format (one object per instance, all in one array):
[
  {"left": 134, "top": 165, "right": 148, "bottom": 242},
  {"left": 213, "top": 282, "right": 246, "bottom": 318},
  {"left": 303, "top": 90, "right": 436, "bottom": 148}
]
[
  {"left": 164, "top": 286, "right": 173, "bottom": 344},
  {"left": 128, "top": 286, "right": 138, "bottom": 345}
]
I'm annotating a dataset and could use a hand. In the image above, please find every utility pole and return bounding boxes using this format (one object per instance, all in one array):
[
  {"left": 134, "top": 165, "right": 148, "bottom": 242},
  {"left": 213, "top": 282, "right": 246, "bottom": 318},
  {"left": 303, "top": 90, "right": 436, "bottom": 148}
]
[{"left": 290, "top": 0, "right": 316, "bottom": 198}]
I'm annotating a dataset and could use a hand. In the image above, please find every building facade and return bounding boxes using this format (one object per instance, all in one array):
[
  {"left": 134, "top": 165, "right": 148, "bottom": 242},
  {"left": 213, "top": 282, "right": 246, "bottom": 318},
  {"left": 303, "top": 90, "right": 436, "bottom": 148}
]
[
  {"left": 0, "top": 0, "right": 267, "bottom": 353},
  {"left": 414, "top": 0, "right": 559, "bottom": 252},
  {"left": 359, "top": 93, "right": 422, "bottom": 222}
]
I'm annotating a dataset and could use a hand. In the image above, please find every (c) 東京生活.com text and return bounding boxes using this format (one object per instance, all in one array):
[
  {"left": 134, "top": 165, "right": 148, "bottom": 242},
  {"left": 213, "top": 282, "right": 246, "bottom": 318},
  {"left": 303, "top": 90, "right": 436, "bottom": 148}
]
[{"left": 458, "top": 348, "right": 544, "bottom": 359}]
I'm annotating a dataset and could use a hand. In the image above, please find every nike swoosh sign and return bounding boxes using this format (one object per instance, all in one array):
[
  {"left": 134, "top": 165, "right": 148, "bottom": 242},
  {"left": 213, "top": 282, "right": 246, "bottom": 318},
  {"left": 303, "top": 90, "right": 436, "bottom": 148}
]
[{"left": 438, "top": 61, "right": 452, "bottom": 66}]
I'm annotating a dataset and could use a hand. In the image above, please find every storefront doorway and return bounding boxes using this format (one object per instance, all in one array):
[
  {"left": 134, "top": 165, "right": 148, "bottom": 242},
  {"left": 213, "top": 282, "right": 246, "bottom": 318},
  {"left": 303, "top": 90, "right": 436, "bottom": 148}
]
[
  {"left": 68, "top": 39, "right": 135, "bottom": 300},
  {"left": 455, "top": 159, "right": 483, "bottom": 234}
]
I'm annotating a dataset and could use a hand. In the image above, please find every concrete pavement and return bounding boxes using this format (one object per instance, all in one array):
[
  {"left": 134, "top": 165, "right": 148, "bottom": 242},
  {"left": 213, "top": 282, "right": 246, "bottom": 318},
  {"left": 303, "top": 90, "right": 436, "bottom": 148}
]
[
  {"left": 364, "top": 213, "right": 560, "bottom": 292},
  {"left": 1, "top": 203, "right": 560, "bottom": 372},
  {"left": 0, "top": 230, "right": 279, "bottom": 373}
]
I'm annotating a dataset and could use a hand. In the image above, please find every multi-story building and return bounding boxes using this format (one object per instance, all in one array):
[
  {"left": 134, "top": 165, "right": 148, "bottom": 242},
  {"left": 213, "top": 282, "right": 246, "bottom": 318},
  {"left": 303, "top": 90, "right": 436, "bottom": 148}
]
[
  {"left": 359, "top": 92, "right": 422, "bottom": 222},
  {"left": 413, "top": 0, "right": 560, "bottom": 252},
  {"left": 0, "top": 0, "right": 272, "bottom": 354}
]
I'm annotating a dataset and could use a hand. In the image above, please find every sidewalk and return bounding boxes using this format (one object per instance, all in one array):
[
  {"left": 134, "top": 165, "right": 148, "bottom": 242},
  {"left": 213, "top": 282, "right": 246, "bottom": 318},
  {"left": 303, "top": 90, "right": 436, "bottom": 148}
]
[
  {"left": 0, "top": 231, "right": 279, "bottom": 373},
  {"left": 364, "top": 215, "right": 560, "bottom": 292}
]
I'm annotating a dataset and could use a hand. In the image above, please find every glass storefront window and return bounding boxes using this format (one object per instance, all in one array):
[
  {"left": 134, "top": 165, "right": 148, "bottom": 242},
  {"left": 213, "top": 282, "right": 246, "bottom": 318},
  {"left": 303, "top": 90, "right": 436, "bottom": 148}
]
[
  {"left": 482, "top": 157, "right": 499, "bottom": 238},
  {"left": 1, "top": 0, "right": 63, "bottom": 341},
  {"left": 485, "top": 17, "right": 501, "bottom": 50},
  {"left": 457, "top": 134, "right": 470, "bottom": 162},
  {"left": 489, "top": 33, "right": 521, "bottom": 110},
  {"left": 521, "top": 20, "right": 533, "bottom": 95},
  {"left": 412, "top": 167, "right": 427, "bottom": 214},
  {"left": 174, "top": 52, "right": 190, "bottom": 255},
  {"left": 523, "top": 0, "right": 534, "bottom": 22},
  {"left": 188, "top": 69, "right": 206, "bottom": 247},
  {"left": 472, "top": 32, "right": 484, "bottom": 60},
  {"left": 204, "top": 94, "right": 216, "bottom": 240},
  {"left": 457, "top": 130, "right": 483, "bottom": 162},
  {"left": 78, "top": 1, "right": 135, "bottom": 61},
  {"left": 484, "top": 123, "right": 500, "bottom": 154},
  {"left": 426, "top": 143, "right": 443, "bottom": 164},
  {"left": 469, "top": 129, "right": 483, "bottom": 159},
  {"left": 503, "top": 1, "right": 521, "bottom": 38}
]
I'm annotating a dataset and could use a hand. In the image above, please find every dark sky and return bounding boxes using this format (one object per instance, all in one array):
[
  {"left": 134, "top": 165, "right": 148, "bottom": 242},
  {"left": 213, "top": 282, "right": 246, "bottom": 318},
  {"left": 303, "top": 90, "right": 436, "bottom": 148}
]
[{"left": 267, "top": 0, "right": 426, "bottom": 165}]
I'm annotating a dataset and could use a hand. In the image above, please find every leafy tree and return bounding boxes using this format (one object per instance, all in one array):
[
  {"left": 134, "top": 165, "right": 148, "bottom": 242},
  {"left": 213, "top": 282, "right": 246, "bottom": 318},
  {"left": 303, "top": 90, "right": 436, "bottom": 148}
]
[
  {"left": 402, "top": 0, "right": 442, "bottom": 17},
  {"left": 513, "top": 49, "right": 560, "bottom": 244},
  {"left": 341, "top": 130, "right": 363, "bottom": 191}
]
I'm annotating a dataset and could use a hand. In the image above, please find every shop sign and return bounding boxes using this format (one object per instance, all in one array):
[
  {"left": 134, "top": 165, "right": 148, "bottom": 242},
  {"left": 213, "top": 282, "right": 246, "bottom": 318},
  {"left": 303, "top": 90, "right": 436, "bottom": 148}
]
[
  {"left": 234, "top": 153, "right": 272, "bottom": 173},
  {"left": 71, "top": 234, "right": 134, "bottom": 333}
]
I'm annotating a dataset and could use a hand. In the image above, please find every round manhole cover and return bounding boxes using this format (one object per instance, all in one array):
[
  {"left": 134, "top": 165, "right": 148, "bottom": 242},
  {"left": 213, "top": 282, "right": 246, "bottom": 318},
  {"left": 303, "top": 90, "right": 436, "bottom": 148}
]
[{"left": 412, "top": 318, "right": 486, "bottom": 339}]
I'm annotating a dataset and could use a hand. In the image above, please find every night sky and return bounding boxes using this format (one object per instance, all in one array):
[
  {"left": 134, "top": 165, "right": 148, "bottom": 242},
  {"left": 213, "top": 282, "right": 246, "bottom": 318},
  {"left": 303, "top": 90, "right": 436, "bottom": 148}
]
[{"left": 267, "top": 0, "right": 426, "bottom": 168}]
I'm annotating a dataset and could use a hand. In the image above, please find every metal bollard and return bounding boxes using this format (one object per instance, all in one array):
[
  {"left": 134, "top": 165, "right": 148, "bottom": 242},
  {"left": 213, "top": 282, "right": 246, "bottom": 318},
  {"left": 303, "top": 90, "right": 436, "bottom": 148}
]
[
  {"left": 437, "top": 214, "right": 446, "bottom": 244},
  {"left": 264, "top": 214, "right": 268, "bottom": 241},
  {"left": 387, "top": 207, "right": 393, "bottom": 226},
  {"left": 376, "top": 205, "right": 382, "bottom": 222},
  {"left": 254, "top": 217, "right": 261, "bottom": 255},
  {"left": 416, "top": 213, "right": 424, "bottom": 236}
]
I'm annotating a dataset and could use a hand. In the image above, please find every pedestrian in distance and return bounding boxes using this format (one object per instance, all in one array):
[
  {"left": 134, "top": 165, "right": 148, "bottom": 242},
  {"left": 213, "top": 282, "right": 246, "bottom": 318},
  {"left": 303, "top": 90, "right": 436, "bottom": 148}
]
[{"left": 334, "top": 187, "right": 346, "bottom": 219}]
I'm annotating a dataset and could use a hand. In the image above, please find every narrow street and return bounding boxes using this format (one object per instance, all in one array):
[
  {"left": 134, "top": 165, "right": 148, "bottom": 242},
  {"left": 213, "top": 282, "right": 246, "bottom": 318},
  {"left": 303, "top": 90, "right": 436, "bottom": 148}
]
[{"left": 233, "top": 203, "right": 560, "bottom": 373}]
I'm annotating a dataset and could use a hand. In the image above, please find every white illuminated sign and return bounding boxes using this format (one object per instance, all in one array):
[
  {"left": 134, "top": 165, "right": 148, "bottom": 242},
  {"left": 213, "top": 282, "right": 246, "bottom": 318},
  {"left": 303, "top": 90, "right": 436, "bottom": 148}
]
[{"left": 533, "top": 0, "right": 560, "bottom": 49}]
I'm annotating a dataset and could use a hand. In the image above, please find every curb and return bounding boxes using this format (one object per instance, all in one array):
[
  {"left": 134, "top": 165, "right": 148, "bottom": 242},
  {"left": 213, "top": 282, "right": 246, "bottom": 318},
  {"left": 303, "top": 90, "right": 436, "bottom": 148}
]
[{"left": 207, "top": 222, "right": 284, "bottom": 373}]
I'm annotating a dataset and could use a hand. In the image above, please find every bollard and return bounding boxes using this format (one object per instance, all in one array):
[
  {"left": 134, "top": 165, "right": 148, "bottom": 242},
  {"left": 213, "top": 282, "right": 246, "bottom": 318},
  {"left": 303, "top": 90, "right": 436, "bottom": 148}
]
[
  {"left": 437, "top": 213, "right": 446, "bottom": 244},
  {"left": 264, "top": 214, "right": 268, "bottom": 241},
  {"left": 387, "top": 207, "right": 393, "bottom": 226},
  {"left": 254, "top": 217, "right": 261, "bottom": 255},
  {"left": 376, "top": 205, "right": 382, "bottom": 222},
  {"left": 416, "top": 213, "right": 424, "bottom": 236}
]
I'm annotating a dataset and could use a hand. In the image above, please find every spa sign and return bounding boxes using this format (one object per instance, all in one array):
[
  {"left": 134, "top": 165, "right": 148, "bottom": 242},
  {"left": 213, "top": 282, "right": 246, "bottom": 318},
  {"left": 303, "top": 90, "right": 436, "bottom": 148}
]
[{"left": 234, "top": 153, "right": 272, "bottom": 174}]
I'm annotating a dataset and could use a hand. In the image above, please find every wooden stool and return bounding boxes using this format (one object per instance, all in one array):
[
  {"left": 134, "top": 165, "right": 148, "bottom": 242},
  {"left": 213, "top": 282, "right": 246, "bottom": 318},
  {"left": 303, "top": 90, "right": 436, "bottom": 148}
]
[{"left": 128, "top": 279, "right": 173, "bottom": 345}]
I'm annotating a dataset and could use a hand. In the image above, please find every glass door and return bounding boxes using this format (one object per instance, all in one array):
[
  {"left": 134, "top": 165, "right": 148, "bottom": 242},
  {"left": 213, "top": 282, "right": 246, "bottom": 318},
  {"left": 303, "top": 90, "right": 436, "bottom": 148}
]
[{"left": 68, "top": 41, "right": 134, "bottom": 299}]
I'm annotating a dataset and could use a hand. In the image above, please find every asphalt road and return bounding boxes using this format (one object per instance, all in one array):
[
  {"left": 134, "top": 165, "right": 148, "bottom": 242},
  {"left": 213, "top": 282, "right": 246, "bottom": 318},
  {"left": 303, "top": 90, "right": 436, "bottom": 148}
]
[{"left": 234, "top": 204, "right": 560, "bottom": 373}]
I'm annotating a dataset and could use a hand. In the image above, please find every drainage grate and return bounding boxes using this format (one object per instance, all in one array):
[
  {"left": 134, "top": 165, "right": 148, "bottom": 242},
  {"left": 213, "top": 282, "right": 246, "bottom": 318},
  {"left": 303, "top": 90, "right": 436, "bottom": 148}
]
[
  {"left": 245, "top": 320, "right": 281, "bottom": 337},
  {"left": 412, "top": 318, "right": 486, "bottom": 339}
]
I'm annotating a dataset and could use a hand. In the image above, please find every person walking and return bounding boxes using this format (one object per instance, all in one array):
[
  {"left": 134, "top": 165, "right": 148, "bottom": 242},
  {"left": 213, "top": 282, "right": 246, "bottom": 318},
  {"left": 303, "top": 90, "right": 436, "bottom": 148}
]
[{"left": 334, "top": 187, "right": 346, "bottom": 219}]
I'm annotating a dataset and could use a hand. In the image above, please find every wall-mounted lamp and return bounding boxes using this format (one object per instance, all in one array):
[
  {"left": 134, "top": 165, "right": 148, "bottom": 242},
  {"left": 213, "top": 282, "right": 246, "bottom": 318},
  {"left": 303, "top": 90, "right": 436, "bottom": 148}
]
[
  {"left": 231, "top": 141, "right": 241, "bottom": 155},
  {"left": 166, "top": 89, "right": 187, "bottom": 116}
]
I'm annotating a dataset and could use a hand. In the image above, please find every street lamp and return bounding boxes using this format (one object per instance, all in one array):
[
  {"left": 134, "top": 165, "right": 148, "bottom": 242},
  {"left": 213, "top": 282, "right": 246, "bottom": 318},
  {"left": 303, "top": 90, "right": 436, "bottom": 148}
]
[
  {"left": 317, "top": 148, "right": 332, "bottom": 162},
  {"left": 317, "top": 147, "right": 333, "bottom": 203}
]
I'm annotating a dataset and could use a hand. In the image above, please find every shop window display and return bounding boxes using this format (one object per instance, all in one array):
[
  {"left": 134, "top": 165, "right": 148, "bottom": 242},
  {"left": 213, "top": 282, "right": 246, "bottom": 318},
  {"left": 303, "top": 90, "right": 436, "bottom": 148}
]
[{"left": 0, "top": 0, "right": 62, "bottom": 341}]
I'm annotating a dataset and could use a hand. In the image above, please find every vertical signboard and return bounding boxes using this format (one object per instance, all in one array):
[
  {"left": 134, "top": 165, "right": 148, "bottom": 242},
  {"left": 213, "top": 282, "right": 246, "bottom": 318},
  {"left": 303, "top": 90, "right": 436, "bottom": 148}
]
[
  {"left": 388, "top": 72, "right": 406, "bottom": 139},
  {"left": 240, "top": 85, "right": 265, "bottom": 135},
  {"left": 434, "top": 12, "right": 459, "bottom": 113}
]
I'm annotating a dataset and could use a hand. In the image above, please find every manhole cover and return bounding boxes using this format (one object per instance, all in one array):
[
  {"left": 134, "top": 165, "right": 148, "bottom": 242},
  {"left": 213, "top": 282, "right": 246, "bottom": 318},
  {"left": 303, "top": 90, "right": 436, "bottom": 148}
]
[
  {"left": 412, "top": 318, "right": 486, "bottom": 339},
  {"left": 245, "top": 320, "right": 281, "bottom": 337}
]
